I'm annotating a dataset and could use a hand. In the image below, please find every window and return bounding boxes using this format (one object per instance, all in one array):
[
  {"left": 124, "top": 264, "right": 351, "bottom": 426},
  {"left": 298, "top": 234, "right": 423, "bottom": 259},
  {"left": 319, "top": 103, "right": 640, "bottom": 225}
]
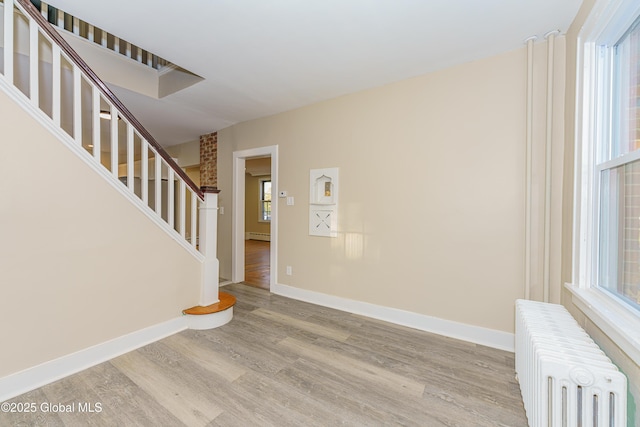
[
  {"left": 571, "top": 0, "right": 640, "bottom": 365},
  {"left": 260, "top": 179, "right": 271, "bottom": 222},
  {"left": 596, "top": 16, "right": 640, "bottom": 311}
]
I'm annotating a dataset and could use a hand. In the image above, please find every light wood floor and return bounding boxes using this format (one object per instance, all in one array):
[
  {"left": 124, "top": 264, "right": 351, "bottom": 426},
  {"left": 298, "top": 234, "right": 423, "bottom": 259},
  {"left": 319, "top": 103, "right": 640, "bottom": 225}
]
[
  {"left": 244, "top": 239, "right": 270, "bottom": 290},
  {"left": 0, "top": 284, "right": 528, "bottom": 426}
]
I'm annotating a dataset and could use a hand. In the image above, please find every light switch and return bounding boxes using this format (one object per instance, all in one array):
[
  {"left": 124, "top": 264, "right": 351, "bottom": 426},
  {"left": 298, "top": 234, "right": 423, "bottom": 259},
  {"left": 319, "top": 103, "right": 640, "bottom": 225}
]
[{"left": 287, "top": 196, "right": 294, "bottom": 206}]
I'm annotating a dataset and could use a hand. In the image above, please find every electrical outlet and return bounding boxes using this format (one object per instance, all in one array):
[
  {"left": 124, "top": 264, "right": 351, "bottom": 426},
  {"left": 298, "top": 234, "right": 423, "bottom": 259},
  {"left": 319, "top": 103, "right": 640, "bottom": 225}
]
[{"left": 286, "top": 266, "right": 292, "bottom": 276}]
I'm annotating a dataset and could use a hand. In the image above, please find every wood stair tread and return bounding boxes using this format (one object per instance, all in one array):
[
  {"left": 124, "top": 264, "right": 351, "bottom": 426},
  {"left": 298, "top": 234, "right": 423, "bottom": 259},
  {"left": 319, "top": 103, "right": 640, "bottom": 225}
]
[{"left": 183, "top": 291, "right": 236, "bottom": 315}]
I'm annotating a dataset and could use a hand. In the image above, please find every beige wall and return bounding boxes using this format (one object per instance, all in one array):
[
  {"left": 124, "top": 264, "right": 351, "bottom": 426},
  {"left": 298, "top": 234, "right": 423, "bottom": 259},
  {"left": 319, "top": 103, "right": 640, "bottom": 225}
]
[
  {"left": 166, "top": 140, "right": 201, "bottom": 168},
  {"left": 0, "top": 89, "right": 201, "bottom": 378},
  {"left": 219, "top": 48, "right": 531, "bottom": 333},
  {"left": 560, "top": 0, "right": 640, "bottom": 421}
]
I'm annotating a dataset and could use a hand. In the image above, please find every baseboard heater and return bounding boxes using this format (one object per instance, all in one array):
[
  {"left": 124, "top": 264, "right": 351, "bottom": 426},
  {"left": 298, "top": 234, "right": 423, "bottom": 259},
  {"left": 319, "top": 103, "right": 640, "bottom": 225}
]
[
  {"left": 515, "top": 299, "right": 627, "bottom": 427},
  {"left": 245, "top": 232, "right": 270, "bottom": 241}
]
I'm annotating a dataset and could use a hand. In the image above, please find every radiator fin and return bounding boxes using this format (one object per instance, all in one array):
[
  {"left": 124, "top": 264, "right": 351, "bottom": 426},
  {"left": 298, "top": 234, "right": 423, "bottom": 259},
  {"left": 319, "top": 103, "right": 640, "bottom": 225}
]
[{"left": 515, "top": 299, "right": 627, "bottom": 427}]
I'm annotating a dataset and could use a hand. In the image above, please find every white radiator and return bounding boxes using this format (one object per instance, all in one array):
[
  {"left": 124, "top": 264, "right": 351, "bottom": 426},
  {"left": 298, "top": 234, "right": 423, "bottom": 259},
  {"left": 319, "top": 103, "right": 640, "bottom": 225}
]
[
  {"left": 246, "top": 232, "right": 270, "bottom": 241},
  {"left": 515, "top": 299, "right": 627, "bottom": 427}
]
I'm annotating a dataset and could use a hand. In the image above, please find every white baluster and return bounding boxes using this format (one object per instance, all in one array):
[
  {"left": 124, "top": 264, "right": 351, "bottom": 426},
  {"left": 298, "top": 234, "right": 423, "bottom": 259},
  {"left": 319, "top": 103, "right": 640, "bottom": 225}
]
[
  {"left": 127, "top": 125, "right": 134, "bottom": 191},
  {"left": 167, "top": 168, "right": 175, "bottom": 228},
  {"left": 125, "top": 41, "right": 132, "bottom": 59},
  {"left": 56, "top": 9, "right": 63, "bottom": 28},
  {"left": 191, "top": 192, "right": 198, "bottom": 247},
  {"left": 29, "top": 18, "right": 39, "bottom": 106},
  {"left": 92, "top": 87, "right": 100, "bottom": 160},
  {"left": 4, "top": 0, "right": 14, "bottom": 84},
  {"left": 114, "top": 36, "right": 120, "bottom": 54},
  {"left": 179, "top": 180, "right": 186, "bottom": 237},
  {"left": 41, "top": 2, "right": 48, "bottom": 20},
  {"left": 141, "top": 140, "right": 149, "bottom": 205},
  {"left": 52, "top": 44, "right": 61, "bottom": 127},
  {"left": 101, "top": 28, "right": 107, "bottom": 47},
  {"left": 87, "top": 24, "right": 94, "bottom": 43},
  {"left": 72, "top": 16, "right": 79, "bottom": 35},
  {"left": 155, "top": 154, "right": 162, "bottom": 215},
  {"left": 110, "top": 107, "right": 118, "bottom": 178}
]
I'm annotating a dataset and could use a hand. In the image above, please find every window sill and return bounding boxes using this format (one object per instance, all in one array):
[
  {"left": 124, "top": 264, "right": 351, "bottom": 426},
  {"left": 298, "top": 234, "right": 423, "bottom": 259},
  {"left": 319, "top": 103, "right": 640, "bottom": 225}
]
[{"left": 564, "top": 283, "right": 640, "bottom": 366}]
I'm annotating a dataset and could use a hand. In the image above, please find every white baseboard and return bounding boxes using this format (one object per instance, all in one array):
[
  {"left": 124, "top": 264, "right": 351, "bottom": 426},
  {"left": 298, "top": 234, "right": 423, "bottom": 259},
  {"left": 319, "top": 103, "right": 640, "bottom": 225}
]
[
  {"left": 0, "top": 287, "right": 514, "bottom": 404},
  {"left": 271, "top": 283, "right": 514, "bottom": 352},
  {"left": 0, "top": 317, "right": 187, "bottom": 403}
]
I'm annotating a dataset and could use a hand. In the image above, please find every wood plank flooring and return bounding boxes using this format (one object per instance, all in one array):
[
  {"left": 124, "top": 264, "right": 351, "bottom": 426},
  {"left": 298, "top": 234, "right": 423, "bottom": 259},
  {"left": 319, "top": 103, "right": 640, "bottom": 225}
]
[
  {"left": 0, "top": 284, "right": 528, "bottom": 426},
  {"left": 244, "top": 239, "right": 270, "bottom": 290}
]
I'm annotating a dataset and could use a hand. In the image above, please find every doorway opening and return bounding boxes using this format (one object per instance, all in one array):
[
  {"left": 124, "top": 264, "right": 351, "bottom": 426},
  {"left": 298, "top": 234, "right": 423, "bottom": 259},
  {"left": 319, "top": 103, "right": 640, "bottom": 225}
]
[
  {"left": 232, "top": 146, "right": 278, "bottom": 290},
  {"left": 243, "top": 158, "right": 271, "bottom": 289}
]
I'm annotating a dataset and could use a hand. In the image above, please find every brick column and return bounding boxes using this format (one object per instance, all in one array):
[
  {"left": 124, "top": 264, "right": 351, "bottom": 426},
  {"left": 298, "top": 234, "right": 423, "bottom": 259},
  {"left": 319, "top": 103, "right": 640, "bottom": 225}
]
[{"left": 200, "top": 132, "right": 217, "bottom": 188}]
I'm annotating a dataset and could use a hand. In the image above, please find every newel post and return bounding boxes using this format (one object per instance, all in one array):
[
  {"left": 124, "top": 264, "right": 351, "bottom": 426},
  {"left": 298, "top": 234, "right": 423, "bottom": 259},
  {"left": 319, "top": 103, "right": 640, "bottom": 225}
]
[{"left": 199, "top": 186, "right": 220, "bottom": 306}]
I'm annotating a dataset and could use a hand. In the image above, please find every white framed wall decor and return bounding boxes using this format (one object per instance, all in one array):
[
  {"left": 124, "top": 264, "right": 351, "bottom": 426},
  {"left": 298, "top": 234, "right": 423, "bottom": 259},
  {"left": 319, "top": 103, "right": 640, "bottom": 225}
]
[{"left": 309, "top": 167, "right": 338, "bottom": 237}]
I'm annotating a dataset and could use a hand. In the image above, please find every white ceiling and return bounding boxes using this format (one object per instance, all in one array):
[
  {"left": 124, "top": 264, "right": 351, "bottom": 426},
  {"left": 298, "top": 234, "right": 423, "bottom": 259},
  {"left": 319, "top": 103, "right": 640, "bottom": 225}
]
[{"left": 46, "top": 0, "right": 583, "bottom": 147}]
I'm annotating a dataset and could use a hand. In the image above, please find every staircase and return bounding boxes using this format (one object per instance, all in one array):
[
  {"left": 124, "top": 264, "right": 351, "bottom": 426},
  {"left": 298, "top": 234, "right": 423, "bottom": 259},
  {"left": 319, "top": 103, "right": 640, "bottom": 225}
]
[
  {"left": 183, "top": 292, "right": 237, "bottom": 330},
  {"left": 0, "top": 0, "right": 232, "bottom": 325},
  {"left": 25, "top": 0, "right": 203, "bottom": 99},
  {"left": 31, "top": 0, "right": 171, "bottom": 71}
]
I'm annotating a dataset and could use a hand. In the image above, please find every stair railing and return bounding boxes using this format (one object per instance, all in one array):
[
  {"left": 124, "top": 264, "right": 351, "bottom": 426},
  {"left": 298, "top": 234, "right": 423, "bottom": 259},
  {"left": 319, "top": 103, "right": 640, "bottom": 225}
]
[
  {"left": 1, "top": 0, "right": 217, "bottom": 274},
  {"left": 31, "top": 0, "right": 169, "bottom": 70}
]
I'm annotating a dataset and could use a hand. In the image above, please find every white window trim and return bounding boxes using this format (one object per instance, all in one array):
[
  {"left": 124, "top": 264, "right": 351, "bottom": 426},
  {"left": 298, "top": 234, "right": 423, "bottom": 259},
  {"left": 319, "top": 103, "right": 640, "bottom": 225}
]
[
  {"left": 568, "top": 0, "right": 640, "bottom": 366},
  {"left": 259, "top": 177, "right": 271, "bottom": 223}
]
